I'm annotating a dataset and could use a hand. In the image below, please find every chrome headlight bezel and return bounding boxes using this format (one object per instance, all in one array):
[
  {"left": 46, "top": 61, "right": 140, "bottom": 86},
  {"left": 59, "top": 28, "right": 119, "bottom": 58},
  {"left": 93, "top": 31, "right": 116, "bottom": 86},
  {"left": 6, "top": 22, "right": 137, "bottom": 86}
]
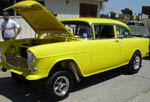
[{"left": 27, "top": 51, "right": 35, "bottom": 63}]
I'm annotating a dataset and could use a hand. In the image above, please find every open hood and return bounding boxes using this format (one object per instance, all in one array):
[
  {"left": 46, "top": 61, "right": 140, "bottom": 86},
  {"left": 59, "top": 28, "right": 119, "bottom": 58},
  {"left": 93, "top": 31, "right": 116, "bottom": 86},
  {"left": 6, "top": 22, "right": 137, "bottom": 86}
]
[{"left": 4, "top": 0, "right": 74, "bottom": 37}]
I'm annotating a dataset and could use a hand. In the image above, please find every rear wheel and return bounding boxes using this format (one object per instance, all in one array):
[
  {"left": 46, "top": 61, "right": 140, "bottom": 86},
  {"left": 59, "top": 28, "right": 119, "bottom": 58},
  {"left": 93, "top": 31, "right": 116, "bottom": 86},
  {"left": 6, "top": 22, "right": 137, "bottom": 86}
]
[
  {"left": 126, "top": 51, "right": 142, "bottom": 74},
  {"left": 45, "top": 70, "right": 74, "bottom": 101}
]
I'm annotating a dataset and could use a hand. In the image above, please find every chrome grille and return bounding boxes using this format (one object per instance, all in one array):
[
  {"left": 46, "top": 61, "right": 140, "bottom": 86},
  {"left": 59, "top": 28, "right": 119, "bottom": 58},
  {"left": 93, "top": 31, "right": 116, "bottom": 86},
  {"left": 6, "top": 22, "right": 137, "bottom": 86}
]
[{"left": 5, "top": 54, "right": 28, "bottom": 69}]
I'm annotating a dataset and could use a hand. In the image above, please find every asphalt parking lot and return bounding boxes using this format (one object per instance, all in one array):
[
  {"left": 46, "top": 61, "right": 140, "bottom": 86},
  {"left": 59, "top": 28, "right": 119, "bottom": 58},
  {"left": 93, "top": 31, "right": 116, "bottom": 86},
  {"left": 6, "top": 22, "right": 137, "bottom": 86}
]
[{"left": 0, "top": 60, "right": 150, "bottom": 102}]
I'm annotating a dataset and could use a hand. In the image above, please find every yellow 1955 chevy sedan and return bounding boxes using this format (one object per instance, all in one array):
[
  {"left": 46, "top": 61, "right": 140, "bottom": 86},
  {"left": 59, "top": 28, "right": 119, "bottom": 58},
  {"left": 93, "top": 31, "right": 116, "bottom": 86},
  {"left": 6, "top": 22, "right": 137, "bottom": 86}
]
[{"left": 0, "top": 1, "right": 149, "bottom": 101}]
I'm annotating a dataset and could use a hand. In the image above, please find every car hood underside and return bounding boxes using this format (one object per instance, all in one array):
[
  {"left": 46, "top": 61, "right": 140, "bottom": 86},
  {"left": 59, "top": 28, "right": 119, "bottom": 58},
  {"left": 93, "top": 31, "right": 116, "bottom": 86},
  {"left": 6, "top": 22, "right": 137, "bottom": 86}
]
[{"left": 4, "top": 0, "right": 74, "bottom": 38}]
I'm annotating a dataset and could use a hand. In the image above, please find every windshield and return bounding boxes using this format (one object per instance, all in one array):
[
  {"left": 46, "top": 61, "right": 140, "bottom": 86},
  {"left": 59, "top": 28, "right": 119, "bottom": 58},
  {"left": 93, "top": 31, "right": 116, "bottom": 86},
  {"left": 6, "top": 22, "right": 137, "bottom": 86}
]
[
  {"left": 129, "top": 25, "right": 149, "bottom": 37},
  {"left": 62, "top": 21, "right": 93, "bottom": 39}
]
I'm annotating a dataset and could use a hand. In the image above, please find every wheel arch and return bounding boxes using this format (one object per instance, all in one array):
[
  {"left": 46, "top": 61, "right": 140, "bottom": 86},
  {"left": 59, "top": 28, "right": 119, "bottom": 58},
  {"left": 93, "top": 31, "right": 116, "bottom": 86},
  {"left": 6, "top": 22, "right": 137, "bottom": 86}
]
[
  {"left": 129, "top": 49, "right": 142, "bottom": 63},
  {"left": 48, "top": 58, "right": 83, "bottom": 82}
]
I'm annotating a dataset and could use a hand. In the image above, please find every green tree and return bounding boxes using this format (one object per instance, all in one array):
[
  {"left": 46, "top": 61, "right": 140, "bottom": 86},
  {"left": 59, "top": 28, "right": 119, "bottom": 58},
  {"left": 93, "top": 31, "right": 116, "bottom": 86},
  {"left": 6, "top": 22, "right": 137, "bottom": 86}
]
[
  {"left": 100, "top": 14, "right": 109, "bottom": 18},
  {"left": 119, "top": 14, "right": 124, "bottom": 19},
  {"left": 121, "top": 8, "right": 133, "bottom": 16},
  {"left": 110, "top": 11, "right": 116, "bottom": 19}
]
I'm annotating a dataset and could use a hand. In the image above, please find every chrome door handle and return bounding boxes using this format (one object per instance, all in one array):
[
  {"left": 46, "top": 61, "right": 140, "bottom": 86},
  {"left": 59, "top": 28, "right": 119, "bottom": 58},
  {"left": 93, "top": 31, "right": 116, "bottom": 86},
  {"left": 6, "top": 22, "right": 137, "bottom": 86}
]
[{"left": 114, "top": 40, "right": 119, "bottom": 42}]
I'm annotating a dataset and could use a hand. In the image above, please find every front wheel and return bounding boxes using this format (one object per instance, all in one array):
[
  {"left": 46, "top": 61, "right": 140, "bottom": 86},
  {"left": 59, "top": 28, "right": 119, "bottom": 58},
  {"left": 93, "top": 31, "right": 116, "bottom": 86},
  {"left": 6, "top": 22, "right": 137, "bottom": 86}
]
[
  {"left": 45, "top": 70, "right": 74, "bottom": 101},
  {"left": 126, "top": 51, "right": 142, "bottom": 74}
]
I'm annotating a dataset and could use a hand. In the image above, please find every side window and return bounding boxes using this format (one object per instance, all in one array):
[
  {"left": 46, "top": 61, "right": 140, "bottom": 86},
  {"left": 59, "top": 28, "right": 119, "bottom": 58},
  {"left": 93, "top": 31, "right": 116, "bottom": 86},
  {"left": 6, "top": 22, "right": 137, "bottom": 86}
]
[
  {"left": 116, "top": 26, "right": 131, "bottom": 38},
  {"left": 94, "top": 25, "right": 115, "bottom": 39}
]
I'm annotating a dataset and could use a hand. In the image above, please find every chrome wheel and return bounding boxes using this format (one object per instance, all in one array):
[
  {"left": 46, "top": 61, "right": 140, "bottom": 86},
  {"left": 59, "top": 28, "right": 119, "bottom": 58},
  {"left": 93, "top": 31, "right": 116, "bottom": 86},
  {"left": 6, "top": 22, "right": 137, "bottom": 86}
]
[
  {"left": 133, "top": 56, "right": 141, "bottom": 70},
  {"left": 54, "top": 76, "right": 70, "bottom": 96},
  {"left": 126, "top": 51, "right": 142, "bottom": 74}
]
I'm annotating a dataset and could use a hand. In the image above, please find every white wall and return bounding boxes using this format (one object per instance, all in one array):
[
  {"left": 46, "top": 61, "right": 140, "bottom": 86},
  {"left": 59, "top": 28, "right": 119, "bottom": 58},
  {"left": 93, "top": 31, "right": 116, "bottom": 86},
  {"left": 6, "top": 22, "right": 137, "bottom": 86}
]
[
  {"left": 45, "top": 0, "right": 100, "bottom": 19},
  {"left": 0, "top": 17, "right": 3, "bottom": 41},
  {"left": 45, "top": 0, "right": 80, "bottom": 19}
]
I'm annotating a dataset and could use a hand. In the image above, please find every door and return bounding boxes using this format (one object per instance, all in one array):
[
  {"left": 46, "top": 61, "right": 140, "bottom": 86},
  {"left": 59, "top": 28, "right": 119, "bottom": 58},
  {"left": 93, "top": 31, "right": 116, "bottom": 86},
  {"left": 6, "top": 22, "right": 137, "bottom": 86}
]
[
  {"left": 116, "top": 25, "right": 135, "bottom": 64},
  {"left": 80, "top": 3, "right": 97, "bottom": 17},
  {"left": 90, "top": 24, "right": 121, "bottom": 73}
]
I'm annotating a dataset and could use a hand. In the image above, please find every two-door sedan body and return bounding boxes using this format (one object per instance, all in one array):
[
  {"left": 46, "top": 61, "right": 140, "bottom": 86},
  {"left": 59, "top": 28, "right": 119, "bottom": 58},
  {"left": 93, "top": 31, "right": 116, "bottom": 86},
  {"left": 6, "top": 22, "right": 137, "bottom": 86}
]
[{"left": 0, "top": 0, "right": 149, "bottom": 101}]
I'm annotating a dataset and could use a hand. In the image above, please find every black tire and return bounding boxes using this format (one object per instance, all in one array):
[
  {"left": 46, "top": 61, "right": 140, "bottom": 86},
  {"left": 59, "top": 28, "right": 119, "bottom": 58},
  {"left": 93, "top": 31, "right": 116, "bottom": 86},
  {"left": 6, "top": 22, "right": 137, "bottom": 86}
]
[
  {"left": 126, "top": 51, "right": 142, "bottom": 74},
  {"left": 11, "top": 72, "right": 27, "bottom": 84},
  {"left": 45, "top": 70, "right": 74, "bottom": 101},
  {"left": 147, "top": 52, "right": 150, "bottom": 60}
]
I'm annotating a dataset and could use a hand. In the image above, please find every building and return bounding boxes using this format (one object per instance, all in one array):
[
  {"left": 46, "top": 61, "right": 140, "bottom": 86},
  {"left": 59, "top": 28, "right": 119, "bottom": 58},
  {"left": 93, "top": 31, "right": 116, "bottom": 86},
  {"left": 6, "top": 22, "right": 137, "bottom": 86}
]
[
  {"left": 0, "top": 0, "right": 108, "bottom": 40},
  {"left": 142, "top": 6, "right": 150, "bottom": 19}
]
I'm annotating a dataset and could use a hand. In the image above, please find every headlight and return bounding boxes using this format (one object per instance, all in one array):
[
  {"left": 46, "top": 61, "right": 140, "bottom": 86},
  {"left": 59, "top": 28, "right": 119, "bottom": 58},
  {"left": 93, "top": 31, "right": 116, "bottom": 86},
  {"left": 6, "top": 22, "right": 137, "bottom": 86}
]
[{"left": 27, "top": 51, "right": 35, "bottom": 63}]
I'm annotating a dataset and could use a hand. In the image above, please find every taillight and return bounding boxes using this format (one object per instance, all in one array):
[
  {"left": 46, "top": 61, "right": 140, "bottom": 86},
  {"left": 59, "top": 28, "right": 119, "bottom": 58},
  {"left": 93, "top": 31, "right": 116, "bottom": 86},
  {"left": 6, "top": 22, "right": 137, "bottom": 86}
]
[
  {"left": 149, "top": 39, "right": 150, "bottom": 56},
  {"left": 149, "top": 39, "right": 150, "bottom": 49},
  {"left": 149, "top": 38, "right": 150, "bottom": 51}
]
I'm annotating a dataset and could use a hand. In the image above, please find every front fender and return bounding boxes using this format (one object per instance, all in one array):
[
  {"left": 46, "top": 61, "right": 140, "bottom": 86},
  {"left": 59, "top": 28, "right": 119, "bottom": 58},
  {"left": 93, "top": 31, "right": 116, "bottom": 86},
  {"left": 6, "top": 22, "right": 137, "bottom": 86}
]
[
  {"left": 27, "top": 40, "right": 91, "bottom": 79},
  {"left": 27, "top": 50, "right": 90, "bottom": 80},
  {"left": 49, "top": 57, "right": 84, "bottom": 75}
]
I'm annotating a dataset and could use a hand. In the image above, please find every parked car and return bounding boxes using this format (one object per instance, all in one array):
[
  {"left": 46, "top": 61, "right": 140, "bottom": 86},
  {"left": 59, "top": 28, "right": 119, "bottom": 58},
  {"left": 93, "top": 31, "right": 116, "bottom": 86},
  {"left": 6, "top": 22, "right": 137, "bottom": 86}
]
[
  {"left": 127, "top": 21, "right": 149, "bottom": 37},
  {"left": 0, "top": 1, "right": 149, "bottom": 101},
  {"left": 127, "top": 21, "right": 150, "bottom": 58},
  {"left": 127, "top": 21, "right": 145, "bottom": 26}
]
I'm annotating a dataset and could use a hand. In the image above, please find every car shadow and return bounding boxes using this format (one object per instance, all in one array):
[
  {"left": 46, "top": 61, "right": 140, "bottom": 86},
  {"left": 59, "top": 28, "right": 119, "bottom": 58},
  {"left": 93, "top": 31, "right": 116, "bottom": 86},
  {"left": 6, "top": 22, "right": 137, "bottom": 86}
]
[
  {"left": 72, "top": 67, "right": 123, "bottom": 92},
  {"left": 0, "top": 68, "right": 124, "bottom": 102},
  {"left": 0, "top": 77, "right": 52, "bottom": 102},
  {"left": 143, "top": 57, "right": 150, "bottom": 60}
]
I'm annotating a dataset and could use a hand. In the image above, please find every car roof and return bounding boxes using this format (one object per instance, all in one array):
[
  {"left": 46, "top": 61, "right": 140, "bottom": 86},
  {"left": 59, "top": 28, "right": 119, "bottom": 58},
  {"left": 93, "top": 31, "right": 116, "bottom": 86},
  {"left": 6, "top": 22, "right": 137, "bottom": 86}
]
[{"left": 61, "top": 18, "right": 130, "bottom": 30}]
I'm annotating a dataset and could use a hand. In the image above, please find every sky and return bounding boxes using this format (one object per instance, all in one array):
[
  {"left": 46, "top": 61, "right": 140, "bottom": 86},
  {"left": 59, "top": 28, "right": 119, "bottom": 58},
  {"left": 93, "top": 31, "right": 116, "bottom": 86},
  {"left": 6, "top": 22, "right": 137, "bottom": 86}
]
[{"left": 102, "top": 0, "right": 150, "bottom": 14}]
